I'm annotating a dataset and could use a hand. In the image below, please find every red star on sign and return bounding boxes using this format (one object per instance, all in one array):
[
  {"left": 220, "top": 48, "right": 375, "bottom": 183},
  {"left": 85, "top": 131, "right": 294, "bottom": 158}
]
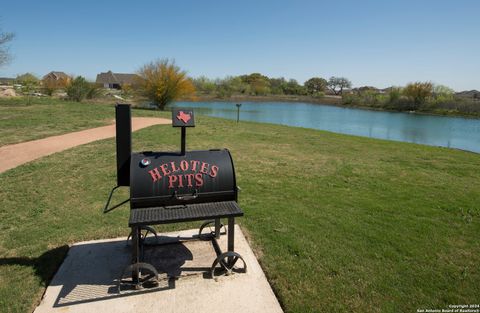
[{"left": 176, "top": 111, "right": 191, "bottom": 124}]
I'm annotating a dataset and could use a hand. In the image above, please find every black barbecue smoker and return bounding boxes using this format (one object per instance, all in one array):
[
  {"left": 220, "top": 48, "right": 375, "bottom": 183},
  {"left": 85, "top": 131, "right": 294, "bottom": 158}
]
[{"left": 104, "top": 104, "right": 246, "bottom": 290}]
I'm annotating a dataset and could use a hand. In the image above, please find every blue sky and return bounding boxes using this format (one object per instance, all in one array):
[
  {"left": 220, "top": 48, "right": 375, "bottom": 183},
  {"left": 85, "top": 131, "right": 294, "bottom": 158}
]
[{"left": 1, "top": 0, "right": 479, "bottom": 90}]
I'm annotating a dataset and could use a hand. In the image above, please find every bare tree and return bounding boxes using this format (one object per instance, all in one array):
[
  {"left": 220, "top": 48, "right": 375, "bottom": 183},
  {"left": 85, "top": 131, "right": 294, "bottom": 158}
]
[
  {"left": 327, "top": 76, "right": 352, "bottom": 95},
  {"left": 0, "top": 28, "right": 14, "bottom": 67}
]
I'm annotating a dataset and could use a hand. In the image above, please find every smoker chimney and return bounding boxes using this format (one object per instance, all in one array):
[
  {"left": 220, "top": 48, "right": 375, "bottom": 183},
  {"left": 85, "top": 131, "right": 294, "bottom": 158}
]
[{"left": 115, "top": 104, "right": 132, "bottom": 186}]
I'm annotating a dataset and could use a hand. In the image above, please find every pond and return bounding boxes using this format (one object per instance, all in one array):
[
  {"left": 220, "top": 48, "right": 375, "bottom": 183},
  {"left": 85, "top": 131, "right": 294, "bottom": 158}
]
[{"left": 170, "top": 101, "right": 480, "bottom": 153}]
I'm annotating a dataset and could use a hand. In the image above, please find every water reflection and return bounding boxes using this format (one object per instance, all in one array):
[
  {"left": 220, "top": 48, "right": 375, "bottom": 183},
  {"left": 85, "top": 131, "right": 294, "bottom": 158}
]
[{"left": 170, "top": 101, "right": 480, "bottom": 153}]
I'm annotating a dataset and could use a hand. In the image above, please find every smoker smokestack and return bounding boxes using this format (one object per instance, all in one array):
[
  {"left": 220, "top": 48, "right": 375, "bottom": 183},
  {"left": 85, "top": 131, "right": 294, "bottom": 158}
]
[{"left": 115, "top": 104, "right": 132, "bottom": 186}]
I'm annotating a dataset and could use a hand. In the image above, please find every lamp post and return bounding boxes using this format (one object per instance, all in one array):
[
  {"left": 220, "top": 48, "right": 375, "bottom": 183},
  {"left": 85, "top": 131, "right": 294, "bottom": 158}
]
[{"left": 236, "top": 103, "right": 242, "bottom": 123}]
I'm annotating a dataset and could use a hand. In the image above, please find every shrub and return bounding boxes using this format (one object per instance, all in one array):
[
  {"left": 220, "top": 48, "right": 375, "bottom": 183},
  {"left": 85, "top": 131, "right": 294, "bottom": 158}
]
[
  {"left": 387, "top": 87, "right": 402, "bottom": 104},
  {"left": 342, "top": 93, "right": 356, "bottom": 105},
  {"left": 435, "top": 97, "right": 480, "bottom": 115},
  {"left": 16, "top": 73, "right": 39, "bottom": 104},
  {"left": 41, "top": 76, "right": 70, "bottom": 96},
  {"left": 312, "top": 91, "right": 325, "bottom": 98},
  {"left": 192, "top": 76, "right": 216, "bottom": 94},
  {"left": 120, "top": 83, "right": 133, "bottom": 98},
  {"left": 66, "top": 76, "right": 90, "bottom": 102},
  {"left": 86, "top": 83, "right": 102, "bottom": 99}
]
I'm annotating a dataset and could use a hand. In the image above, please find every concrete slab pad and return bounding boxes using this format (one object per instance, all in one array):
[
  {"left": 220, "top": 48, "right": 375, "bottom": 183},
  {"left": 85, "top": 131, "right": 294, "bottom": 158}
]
[{"left": 34, "top": 225, "right": 283, "bottom": 313}]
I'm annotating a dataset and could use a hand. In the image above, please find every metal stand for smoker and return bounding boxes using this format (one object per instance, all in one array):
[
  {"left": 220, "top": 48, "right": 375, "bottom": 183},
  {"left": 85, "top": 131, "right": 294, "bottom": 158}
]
[{"left": 120, "top": 214, "right": 246, "bottom": 291}]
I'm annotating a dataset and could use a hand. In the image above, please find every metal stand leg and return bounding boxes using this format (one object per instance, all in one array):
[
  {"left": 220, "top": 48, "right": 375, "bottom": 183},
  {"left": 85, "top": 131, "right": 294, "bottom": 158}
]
[
  {"left": 209, "top": 216, "right": 246, "bottom": 279},
  {"left": 215, "top": 218, "right": 221, "bottom": 239},
  {"left": 118, "top": 226, "right": 159, "bottom": 292},
  {"left": 199, "top": 220, "right": 226, "bottom": 240},
  {"left": 127, "top": 225, "right": 158, "bottom": 245},
  {"left": 227, "top": 217, "right": 235, "bottom": 265},
  {"left": 132, "top": 227, "right": 140, "bottom": 283}
]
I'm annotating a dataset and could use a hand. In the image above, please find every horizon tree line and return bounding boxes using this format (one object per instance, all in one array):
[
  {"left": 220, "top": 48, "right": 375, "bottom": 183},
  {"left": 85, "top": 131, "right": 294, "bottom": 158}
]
[{"left": 8, "top": 59, "right": 477, "bottom": 115}]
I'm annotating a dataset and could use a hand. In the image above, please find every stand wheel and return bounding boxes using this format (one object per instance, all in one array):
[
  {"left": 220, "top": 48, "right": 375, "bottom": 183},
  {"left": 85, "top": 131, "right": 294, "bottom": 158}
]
[
  {"left": 118, "top": 262, "right": 159, "bottom": 292},
  {"left": 199, "top": 220, "right": 226, "bottom": 240},
  {"left": 127, "top": 226, "right": 158, "bottom": 245},
  {"left": 210, "top": 251, "right": 246, "bottom": 279}
]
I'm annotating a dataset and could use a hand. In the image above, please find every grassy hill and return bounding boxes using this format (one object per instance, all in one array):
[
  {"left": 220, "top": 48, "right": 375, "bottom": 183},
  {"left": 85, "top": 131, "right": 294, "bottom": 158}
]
[{"left": 0, "top": 99, "right": 479, "bottom": 312}]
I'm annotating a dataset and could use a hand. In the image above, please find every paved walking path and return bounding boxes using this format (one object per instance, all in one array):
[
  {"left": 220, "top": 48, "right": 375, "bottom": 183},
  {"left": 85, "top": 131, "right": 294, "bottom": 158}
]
[{"left": 0, "top": 117, "right": 170, "bottom": 174}]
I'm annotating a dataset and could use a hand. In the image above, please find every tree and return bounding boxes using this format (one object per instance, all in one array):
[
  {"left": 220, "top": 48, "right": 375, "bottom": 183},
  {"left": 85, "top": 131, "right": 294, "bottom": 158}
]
[
  {"left": 66, "top": 76, "right": 91, "bottom": 102},
  {"left": 0, "top": 27, "right": 14, "bottom": 67},
  {"left": 214, "top": 76, "right": 250, "bottom": 98},
  {"left": 403, "top": 82, "right": 433, "bottom": 108},
  {"left": 269, "top": 77, "right": 287, "bottom": 95},
  {"left": 16, "top": 72, "right": 38, "bottom": 84},
  {"left": 327, "top": 76, "right": 352, "bottom": 95},
  {"left": 42, "top": 79, "right": 57, "bottom": 96},
  {"left": 16, "top": 73, "right": 39, "bottom": 104},
  {"left": 137, "top": 59, "right": 195, "bottom": 110},
  {"left": 432, "top": 84, "right": 454, "bottom": 98},
  {"left": 42, "top": 76, "right": 70, "bottom": 96},
  {"left": 192, "top": 76, "right": 216, "bottom": 94},
  {"left": 240, "top": 73, "right": 271, "bottom": 95},
  {"left": 387, "top": 87, "right": 402, "bottom": 104},
  {"left": 283, "top": 79, "right": 306, "bottom": 95},
  {"left": 304, "top": 77, "right": 327, "bottom": 95}
]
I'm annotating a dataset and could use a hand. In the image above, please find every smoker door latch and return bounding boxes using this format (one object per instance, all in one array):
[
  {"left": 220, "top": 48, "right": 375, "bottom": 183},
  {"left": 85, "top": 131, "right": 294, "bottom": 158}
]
[{"left": 174, "top": 189, "right": 198, "bottom": 201}]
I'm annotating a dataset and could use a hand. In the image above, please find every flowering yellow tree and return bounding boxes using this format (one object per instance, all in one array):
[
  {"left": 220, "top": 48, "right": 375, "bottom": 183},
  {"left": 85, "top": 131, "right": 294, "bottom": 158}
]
[
  {"left": 137, "top": 59, "right": 195, "bottom": 110},
  {"left": 403, "top": 82, "right": 433, "bottom": 109},
  {"left": 42, "top": 76, "right": 70, "bottom": 96}
]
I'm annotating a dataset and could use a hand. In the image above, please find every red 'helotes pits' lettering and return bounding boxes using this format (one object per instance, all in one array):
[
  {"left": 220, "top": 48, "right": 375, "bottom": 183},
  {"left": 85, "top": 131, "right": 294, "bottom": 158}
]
[
  {"left": 180, "top": 160, "right": 189, "bottom": 171},
  {"left": 209, "top": 165, "right": 218, "bottom": 178},
  {"left": 200, "top": 162, "right": 209, "bottom": 174},
  {"left": 148, "top": 159, "right": 219, "bottom": 188},
  {"left": 191, "top": 160, "right": 200, "bottom": 171},
  {"left": 168, "top": 175, "right": 177, "bottom": 188},
  {"left": 195, "top": 173, "right": 204, "bottom": 187},
  {"left": 160, "top": 164, "right": 170, "bottom": 176},
  {"left": 185, "top": 173, "right": 194, "bottom": 187},
  {"left": 170, "top": 161, "right": 179, "bottom": 173},
  {"left": 148, "top": 168, "right": 162, "bottom": 182}
]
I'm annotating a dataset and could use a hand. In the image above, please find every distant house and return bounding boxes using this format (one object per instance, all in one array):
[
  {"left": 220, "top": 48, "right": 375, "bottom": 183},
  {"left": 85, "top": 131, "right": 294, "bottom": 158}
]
[
  {"left": 352, "top": 86, "right": 384, "bottom": 94},
  {"left": 96, "top": 71, "right": 139, "bottom": 89},
  {"left": 456, "top": 90, "right": 480, "bottom": 100},
  {"left": 0, "top": 77, "right": 15, "bottom": 85},
  {"left": 42, "top": 71, "right": 71, "bottom": 86}
]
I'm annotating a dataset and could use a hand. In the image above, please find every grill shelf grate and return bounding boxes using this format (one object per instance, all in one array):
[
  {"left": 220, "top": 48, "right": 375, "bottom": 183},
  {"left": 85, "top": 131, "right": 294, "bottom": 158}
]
[{"left": 129, "top": 201, "right": 243, "bottom": 226}]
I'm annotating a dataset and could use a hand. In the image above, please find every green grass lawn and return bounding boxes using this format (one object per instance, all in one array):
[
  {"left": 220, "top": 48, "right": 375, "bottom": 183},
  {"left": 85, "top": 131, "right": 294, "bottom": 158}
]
[
  {"left": 0, "top": 99, "right": 479, "bottom": 313},
  {"left": 0, "top": 97, "right": 167, "bottom": 146}
]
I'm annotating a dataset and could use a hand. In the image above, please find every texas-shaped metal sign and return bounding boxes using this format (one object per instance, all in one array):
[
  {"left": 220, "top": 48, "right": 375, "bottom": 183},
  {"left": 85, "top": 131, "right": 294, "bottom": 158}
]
[{"left": 172, "top": 108, "right": 195, "bottom": 127}]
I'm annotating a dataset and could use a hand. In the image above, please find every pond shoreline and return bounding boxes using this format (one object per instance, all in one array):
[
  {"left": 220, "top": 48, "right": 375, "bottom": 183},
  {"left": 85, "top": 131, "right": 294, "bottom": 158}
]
[
  {"left": 172, "top": 100, "right": 480, "bottom": 154},
  {"left": 186, "top": 95, "right": 480, "bottom": 120}
]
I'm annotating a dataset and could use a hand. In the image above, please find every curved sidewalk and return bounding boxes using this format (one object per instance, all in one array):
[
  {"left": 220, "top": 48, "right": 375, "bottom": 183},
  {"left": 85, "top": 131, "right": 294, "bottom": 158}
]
[{"left": 0, "top": 117, "right": 170, "bottom": 174}]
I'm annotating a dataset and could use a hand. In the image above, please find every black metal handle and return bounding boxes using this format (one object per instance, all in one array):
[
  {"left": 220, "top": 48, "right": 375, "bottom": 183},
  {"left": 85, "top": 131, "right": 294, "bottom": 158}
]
[
  {"left": 103, "top": 185, "right": 130, "bottom": 213},
  {"left": 174, "top": 189, "right": 198, "bottom": 201}
]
